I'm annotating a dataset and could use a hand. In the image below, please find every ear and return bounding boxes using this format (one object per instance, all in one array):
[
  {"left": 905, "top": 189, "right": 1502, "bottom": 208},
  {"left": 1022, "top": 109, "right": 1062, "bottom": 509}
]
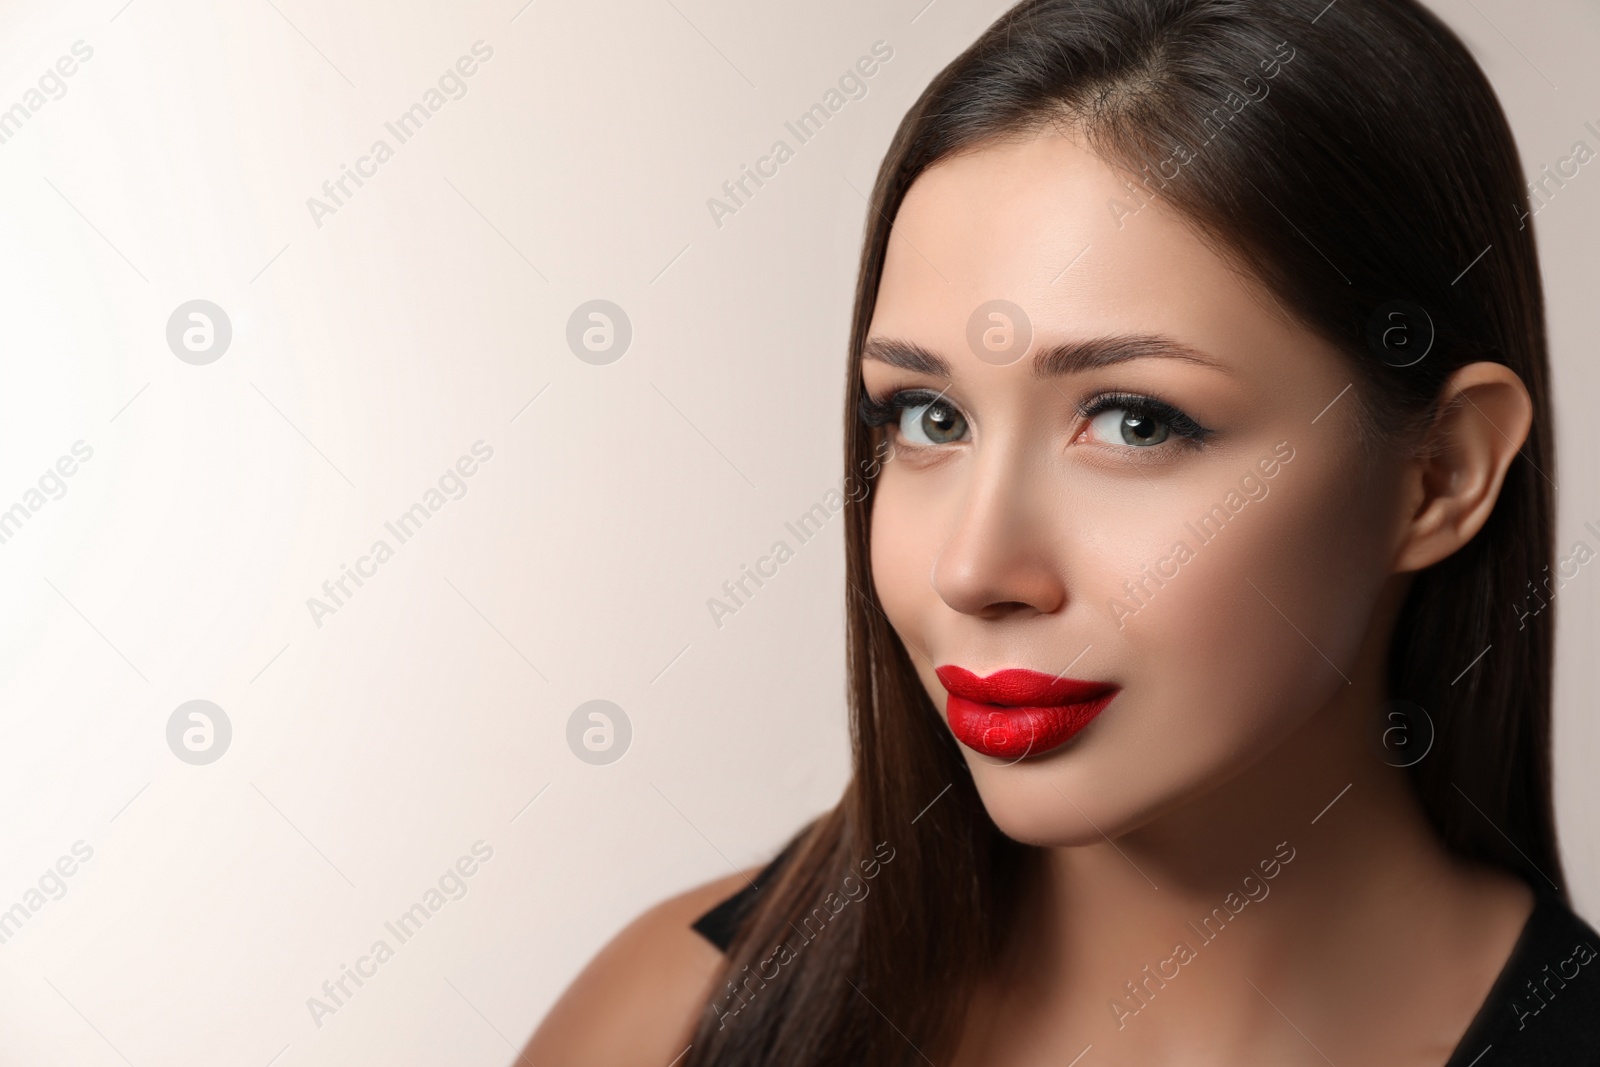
[{"left": 1392, "top": 361, "right": 1534, "bottom": 574}]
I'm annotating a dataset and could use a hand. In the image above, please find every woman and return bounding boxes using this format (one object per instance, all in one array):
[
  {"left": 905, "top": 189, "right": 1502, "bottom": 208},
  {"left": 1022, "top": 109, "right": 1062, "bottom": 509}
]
[{"left": 527, "top": 0, "right": 1599, "bottom": 1063}]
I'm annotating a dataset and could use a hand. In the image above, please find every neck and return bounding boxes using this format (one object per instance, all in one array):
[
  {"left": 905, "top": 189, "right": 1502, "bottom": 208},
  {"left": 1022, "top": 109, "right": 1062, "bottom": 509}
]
[{"left": 1000, "top": 675, "right": 1516, "bottom": 1060}]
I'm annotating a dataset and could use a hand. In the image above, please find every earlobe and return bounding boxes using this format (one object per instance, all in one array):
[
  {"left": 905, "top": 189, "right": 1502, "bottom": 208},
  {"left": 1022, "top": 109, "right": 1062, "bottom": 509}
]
[{"left": 1392, "top": 361, "right": 1534, "bottom": 574}]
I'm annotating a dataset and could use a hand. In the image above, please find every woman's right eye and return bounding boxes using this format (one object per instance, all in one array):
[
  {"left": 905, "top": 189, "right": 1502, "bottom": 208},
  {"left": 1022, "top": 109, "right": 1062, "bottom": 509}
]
[{"left": 858, "top": 389, "right": 969, "bottom": 447}]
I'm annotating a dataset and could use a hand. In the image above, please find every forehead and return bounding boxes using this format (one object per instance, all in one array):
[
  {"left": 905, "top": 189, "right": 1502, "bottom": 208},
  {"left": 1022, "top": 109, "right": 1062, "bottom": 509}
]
[{"left": 869, "top": 129, "right": 1295, "bottom": 361}]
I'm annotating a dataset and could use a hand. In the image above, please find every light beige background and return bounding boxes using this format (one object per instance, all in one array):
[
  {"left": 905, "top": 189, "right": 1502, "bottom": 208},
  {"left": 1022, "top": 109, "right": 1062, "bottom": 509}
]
[{"left": 0, "top": 0, "right": 1594, "bottom": 1063}]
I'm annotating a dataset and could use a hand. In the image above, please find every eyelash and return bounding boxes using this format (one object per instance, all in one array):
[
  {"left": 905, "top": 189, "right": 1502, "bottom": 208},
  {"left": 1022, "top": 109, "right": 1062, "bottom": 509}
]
[{"left": 856, "top": 388, "right": 1214, "bottom": 450}]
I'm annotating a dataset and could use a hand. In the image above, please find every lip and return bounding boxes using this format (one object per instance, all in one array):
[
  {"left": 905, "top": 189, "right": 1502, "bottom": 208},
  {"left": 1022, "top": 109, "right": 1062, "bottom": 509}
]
[{"left": 935, "top": 664, "right": 1119, "bottom": 760}]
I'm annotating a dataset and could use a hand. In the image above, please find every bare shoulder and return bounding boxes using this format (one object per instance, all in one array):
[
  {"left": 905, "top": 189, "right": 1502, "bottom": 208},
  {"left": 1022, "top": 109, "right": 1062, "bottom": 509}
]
[{"left": 519, "top": 863, "right": 760, "bottom": 1066}]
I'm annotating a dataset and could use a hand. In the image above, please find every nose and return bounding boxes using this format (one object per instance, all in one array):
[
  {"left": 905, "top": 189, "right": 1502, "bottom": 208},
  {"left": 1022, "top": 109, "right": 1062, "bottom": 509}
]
[{"left": 929, "top": 444, "right": 1068, "bottom": 620}]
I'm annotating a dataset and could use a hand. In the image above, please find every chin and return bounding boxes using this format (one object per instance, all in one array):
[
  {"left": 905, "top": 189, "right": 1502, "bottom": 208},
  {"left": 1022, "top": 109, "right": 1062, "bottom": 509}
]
[
  {"left": 989, "top": 814, "right": 1111, "bottom": 849},
  {"left": 963, "top": 763, "right": 1136, "bottom": 847}
]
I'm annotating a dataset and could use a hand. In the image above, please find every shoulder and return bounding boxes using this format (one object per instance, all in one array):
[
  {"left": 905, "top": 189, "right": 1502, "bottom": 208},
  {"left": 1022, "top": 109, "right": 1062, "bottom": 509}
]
[
  {"left": 519, "top": 864, "right": 760, "bottom": 1067},
  {"left": 1450, "top": 888, "right": 1600, "bottom": 1066}
]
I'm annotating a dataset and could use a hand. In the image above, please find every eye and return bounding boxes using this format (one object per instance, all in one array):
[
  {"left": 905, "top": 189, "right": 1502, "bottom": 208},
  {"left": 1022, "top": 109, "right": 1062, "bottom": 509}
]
[
  {"left": 1078, "top": 392, "right": 1212, "bottom": 450},
  {"left": 857, "top": 388, "right": 970, "bottom": 447},
  {"left": 1088, "top": 407, "right": 1170, "bottom": 446}
]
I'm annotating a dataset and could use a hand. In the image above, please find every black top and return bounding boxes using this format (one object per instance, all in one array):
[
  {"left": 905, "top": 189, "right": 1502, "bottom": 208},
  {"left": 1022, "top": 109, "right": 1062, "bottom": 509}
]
[
  {"left": 692, "top": 857, "right": 1600, "bottom": 1065},
  {"left": 1440, "top": 887, "right": 1600, "bottom": 1066},
  {"left": 690, "top": 833, "right": 805, "bottom": 952}
]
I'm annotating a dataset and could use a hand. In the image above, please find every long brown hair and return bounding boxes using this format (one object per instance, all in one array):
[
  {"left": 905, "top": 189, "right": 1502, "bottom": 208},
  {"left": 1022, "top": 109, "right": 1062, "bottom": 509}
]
[{"left": 684, "top": 1, "right": 1559, "bottom": 1062}]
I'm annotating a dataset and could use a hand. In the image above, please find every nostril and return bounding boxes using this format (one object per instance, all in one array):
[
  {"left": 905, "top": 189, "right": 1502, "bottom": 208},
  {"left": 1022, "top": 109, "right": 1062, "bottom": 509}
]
[{"left": 974, "top": 600, "right": 1040, "bottom": 623}]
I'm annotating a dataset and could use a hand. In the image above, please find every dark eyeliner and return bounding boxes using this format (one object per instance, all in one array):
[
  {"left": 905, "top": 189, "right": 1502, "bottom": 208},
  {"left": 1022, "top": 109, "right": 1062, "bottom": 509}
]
[
  {"left": 857, "top": 387, "right": 950, "bottom": 429},
  {"left": 1077, "top": 391, "right": 1214, "bottom": 444},
  {"left": 859, "top": 387, "right": 1210, "bottom": 447}
]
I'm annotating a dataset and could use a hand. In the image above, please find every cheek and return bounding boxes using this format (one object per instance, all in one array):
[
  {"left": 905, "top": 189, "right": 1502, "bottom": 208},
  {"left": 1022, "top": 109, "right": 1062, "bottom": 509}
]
[
  {"left": 869, "top": 471, "right": 941, "bottom": 642},
  {"left": 869, "top": 461, "right": 976, "bottom": 714},
  {"left": 1094, "top": 449, "right": 1392, "bottom": 776},
  {"left": 865, "top": 435, "right": 1398, "bottom": 843},
  {"left": 971, "top": 451, "right": 1395, "bottom": 843}
]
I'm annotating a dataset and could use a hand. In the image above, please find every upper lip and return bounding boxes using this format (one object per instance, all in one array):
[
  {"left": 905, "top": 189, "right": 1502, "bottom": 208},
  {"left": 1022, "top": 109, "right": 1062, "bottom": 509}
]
[{"left": 935, "top": 664, "right": 1116, "bottom": 706}]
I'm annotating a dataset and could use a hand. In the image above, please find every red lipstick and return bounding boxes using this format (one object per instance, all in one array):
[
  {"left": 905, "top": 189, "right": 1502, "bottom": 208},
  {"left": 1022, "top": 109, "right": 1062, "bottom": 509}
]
[{"left": 935, "top": 665, "right": 1118, "bottom": 759}]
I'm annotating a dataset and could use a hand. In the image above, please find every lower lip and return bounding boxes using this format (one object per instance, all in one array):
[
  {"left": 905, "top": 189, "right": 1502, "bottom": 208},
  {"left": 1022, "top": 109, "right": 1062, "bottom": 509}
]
[{"left": 945, "top": 691, "right": 1118, "bottom": 759}]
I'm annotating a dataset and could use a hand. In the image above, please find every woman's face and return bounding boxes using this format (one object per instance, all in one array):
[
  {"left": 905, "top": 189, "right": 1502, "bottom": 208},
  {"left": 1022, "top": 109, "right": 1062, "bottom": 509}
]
[{"left": 863, "top": 128, "right": 1410, "bottom": 845}]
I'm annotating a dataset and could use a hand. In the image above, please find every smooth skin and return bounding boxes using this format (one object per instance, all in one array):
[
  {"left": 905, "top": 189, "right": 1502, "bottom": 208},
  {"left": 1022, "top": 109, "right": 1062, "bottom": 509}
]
[
  {"left": 866, "top": 128, "right": 1535, "bottom": 1066},
  {"left": 527, "top": 126, "right": 1537, "bottom": 1065},
  {"left": 519, "top": 863, "right": 757, "bottom": 1065}
]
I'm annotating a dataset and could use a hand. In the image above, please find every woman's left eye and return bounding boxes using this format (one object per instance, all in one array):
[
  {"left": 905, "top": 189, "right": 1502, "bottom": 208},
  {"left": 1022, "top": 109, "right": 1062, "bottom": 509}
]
[
  {"left": 1079, "top": 394, "right": 1212, "bottom": 450},
  {"left": 1087, "top": 406, "right": 1172, "bottom": 447}
]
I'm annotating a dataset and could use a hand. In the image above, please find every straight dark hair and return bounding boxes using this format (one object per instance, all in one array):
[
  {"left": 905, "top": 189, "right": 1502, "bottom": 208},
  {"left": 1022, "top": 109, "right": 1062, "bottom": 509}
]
[{"left": 684, "top": 1, "right": 1559, "bottom": 1063}]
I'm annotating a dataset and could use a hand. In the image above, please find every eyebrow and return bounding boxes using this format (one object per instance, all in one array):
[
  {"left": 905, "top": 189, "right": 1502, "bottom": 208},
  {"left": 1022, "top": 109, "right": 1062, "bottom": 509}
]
[{"left": 861, "top": 334, "right": 1233, "bottom": 378}]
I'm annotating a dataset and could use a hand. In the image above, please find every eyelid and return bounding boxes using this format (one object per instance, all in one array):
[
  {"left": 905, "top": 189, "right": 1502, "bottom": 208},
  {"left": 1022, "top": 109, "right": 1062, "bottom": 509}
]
[{"left": 856, "top": 386, "right": 963, "bottom": 431}]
